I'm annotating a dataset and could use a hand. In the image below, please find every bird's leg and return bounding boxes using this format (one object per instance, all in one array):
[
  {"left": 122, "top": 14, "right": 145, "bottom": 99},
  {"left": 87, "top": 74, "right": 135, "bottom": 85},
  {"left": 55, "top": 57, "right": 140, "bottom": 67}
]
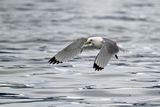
[{"left": 115, "top": 54, "right": 118, "bottom": 59}]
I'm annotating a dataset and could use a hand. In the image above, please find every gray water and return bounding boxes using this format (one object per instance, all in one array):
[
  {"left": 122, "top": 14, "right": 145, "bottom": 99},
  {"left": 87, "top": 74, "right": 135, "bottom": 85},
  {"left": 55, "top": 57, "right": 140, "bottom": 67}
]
[{"left": 0, "top": 0, "right": 160, "bottom": 107}]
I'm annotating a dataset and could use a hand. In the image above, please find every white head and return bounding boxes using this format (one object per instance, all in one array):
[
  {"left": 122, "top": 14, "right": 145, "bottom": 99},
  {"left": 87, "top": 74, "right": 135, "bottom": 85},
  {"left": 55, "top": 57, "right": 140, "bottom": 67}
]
[{"left": 84, "top": 37, "right": 104, "bottom": 48}]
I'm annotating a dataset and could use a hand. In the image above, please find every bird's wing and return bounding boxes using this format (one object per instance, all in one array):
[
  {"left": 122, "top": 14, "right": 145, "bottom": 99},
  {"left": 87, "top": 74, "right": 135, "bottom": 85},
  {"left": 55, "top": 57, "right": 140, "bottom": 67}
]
[
  {"left": 93, "top": 44, "right": 113, "bottom": 71},
  {"left": 48, "top": 38, "right": 87, "bottom": 64}
]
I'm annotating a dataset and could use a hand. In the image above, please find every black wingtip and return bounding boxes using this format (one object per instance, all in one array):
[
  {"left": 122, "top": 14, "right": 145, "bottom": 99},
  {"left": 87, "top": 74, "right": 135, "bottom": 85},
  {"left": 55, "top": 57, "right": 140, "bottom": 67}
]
[
  {"left": 48, "top": 57, "right": 62, "bottom": 64},
  {"left": 93, "top": 63, "right": 104, "bottom": 71}
]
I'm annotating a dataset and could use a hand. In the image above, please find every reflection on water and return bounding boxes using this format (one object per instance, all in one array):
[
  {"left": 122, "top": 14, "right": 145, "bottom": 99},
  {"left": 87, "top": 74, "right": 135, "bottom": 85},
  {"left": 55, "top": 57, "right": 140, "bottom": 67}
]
[{"left": 0, "top": 0, "right": 160, "bottom": 107}]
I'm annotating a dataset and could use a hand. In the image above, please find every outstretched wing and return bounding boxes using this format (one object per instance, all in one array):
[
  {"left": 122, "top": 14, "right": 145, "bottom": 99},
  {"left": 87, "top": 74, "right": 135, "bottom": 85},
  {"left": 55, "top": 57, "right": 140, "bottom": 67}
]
[
  {"left": 93, "top": 44, "right": 113, "bottom": 71},
  {"left": 48, "top": 38, "right": 87, "bottom": 64}
]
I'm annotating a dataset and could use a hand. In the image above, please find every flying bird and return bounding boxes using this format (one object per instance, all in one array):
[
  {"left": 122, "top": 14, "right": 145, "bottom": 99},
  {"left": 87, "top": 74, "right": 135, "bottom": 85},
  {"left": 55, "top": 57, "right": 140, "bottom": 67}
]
[{"left": 48, "top": 36, "right": 124, "bottom": 71}]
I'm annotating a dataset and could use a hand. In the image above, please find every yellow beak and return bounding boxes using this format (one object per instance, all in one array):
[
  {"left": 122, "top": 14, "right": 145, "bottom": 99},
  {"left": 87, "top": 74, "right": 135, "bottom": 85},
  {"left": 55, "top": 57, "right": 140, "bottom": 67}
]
[{"left": 83, "top": 41, "right": 92, "bottom": 47}]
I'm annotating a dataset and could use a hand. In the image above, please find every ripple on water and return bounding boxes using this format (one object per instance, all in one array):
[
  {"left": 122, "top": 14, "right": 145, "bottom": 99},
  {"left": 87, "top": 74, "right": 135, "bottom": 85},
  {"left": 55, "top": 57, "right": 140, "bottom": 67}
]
[{"left": 0, "top": 0, "right": 160, "bottom": 107}]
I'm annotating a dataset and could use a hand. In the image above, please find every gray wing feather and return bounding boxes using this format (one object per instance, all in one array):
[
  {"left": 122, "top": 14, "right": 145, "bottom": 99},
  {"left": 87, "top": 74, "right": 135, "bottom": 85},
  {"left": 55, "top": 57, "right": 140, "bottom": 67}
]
[
  {"left": 104, "top": 38, "right": 119, "bottom": 54},
  {"left": 93, "top": 44, "right": 113, "bottom": 71},
  {"left": 48, "top": 38, "right": 87, "bottom": 64}
]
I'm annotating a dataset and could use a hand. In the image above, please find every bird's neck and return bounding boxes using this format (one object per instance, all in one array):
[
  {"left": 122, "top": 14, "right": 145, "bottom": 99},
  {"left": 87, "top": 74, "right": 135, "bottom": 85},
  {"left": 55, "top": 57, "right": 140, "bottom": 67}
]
[{"left": 93, "top": 37, "right": 104, "bottom": 48}]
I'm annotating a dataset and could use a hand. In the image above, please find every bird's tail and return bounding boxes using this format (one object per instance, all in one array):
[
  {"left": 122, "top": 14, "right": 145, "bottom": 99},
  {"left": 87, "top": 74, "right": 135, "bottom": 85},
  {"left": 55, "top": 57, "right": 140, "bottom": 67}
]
[{"left": 118, "top": 46, "right": 127, "bottom": 52}]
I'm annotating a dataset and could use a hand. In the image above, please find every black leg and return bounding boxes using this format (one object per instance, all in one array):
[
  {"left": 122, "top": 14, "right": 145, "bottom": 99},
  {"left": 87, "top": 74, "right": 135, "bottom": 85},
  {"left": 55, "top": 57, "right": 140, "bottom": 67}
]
[{"left": 115, "top": 55, "right": 118, "bottom": 59}]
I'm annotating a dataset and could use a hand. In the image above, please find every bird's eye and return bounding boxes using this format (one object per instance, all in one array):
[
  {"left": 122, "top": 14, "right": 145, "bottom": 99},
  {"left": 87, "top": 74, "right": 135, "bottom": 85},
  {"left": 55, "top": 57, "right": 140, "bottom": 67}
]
[
  {"left": 88, "top": 39, "right": 93, "bottom": 44},
  {"left": 88, "top": 41, "right": 91, "bottom": 44}
]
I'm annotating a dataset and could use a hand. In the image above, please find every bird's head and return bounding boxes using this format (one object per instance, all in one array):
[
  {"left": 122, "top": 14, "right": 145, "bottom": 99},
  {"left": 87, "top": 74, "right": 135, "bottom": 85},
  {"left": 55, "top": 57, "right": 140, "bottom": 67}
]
[{"left": 84, "top": 37, "right": 104, "bottom": 48}]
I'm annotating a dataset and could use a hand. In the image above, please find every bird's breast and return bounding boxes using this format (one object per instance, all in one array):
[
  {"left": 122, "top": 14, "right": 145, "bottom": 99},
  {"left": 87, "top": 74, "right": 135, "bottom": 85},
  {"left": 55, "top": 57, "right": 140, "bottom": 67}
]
[{"left": 93, "top": 43, "right": 102, "bottom": 49}]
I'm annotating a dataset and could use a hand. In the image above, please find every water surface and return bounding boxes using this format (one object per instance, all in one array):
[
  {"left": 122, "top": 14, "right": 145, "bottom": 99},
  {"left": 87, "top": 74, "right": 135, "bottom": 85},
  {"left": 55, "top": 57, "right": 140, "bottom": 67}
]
[{"left": 0, "top": 0, "right": 160, "bottom": 107}]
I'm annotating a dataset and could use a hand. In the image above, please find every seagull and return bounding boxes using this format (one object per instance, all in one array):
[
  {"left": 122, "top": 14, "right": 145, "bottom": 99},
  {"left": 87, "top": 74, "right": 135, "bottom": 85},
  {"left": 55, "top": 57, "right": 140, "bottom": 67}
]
[{"left": 48, "top": 36, "right": 124, "bottom": 71}]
